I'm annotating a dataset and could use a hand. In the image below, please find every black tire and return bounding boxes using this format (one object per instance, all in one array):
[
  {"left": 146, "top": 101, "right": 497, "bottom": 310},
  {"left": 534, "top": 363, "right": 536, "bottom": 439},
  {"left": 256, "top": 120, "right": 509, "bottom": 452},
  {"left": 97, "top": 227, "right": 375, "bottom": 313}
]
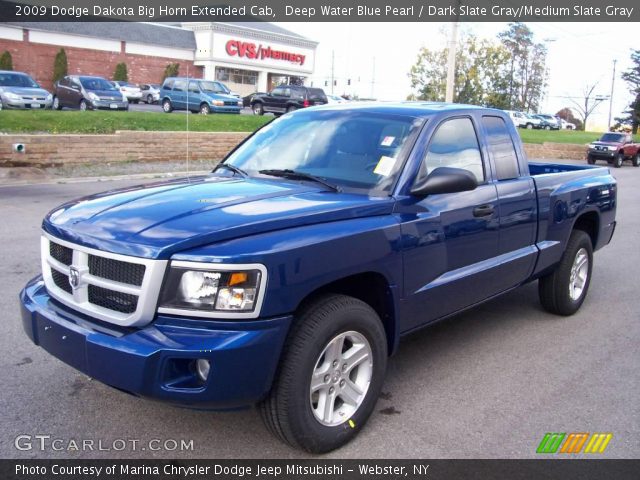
[
  {"left": 259, "top": 294, "right": 387, "bottom": 453},
  {"left": 632, "top": 153, "right": 640, "bottom": 167},
  {"left": 539, "top": 230, "right": 593, "bottom": 316},
  {"left": 613, "top": 152, "right": 623, "bottom": 168},
  {"left": 286, "top": 105, "right": 297, "bottom": 113},
  {"left": 52, "top": 96, "right": 62, "bottom": 110},
  {"left": 587, "top": 154, "right": 595, "bottom": 165},
  {"left": 545, "top": 125, "right": 551, "bottom": 130},
  {"left": 526, "top": 123, "right": 533, "bottom": 129},
  {"left": 79, "top": 99, "right": 88, "bottom": 111},
  {"left": 147, "top": 94, "right": 154, "bottom": 104},
  {"left": 252, "top": 102, "right": 264, "bottom": 115},
  {"left": 200, "top": 103, "right": 211, "bottom": 115},
  {"left": 162, "top": 99, "right": 173, "bottom": 113}
]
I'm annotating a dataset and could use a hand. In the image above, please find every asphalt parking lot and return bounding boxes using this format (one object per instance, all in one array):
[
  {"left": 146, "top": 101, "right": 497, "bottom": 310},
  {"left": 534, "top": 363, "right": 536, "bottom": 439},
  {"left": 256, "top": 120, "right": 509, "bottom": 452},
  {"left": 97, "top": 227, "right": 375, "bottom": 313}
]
[{"left": 0, "top": 160, "right": 638, "bottom": 459}]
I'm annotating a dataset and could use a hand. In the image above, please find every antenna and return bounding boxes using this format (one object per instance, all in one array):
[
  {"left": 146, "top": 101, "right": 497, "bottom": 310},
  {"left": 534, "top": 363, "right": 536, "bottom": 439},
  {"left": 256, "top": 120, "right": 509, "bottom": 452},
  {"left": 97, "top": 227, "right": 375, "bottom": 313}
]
[{"left": 186, "top": 64, "right": 190, "bottom": 183}]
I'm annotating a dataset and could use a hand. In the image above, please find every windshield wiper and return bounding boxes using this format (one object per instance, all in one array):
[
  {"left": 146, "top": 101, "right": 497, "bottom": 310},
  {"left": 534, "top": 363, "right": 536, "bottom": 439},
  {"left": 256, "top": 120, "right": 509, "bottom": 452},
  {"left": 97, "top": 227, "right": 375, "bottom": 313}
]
[
  {"left": 258, "top": 169, "right": 341, "bottom": 192},
  {"left": 213, "top": 163, "right": 248, "bottom": 178}
]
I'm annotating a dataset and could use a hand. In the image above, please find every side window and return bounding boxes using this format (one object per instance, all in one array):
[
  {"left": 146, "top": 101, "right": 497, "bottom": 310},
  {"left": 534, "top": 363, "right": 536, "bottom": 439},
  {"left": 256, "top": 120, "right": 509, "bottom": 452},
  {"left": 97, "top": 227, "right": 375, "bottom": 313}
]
[
  {"left": 482, "top": 116, "right": 520, "bottom": 180},
  {"left": 173, "top": 80, "right": 186, "bottom": 92},
  {"left": 162, "top": 80, "right": 174, "bottom": 91},
  {"left": 59, "top": 77, "right": 69, "bottom": 87},
  {"left": 420, "top": 117, "right": 484, "bottom": 183},
  {"left": 188, "top": 81, "right": 199, "bottom": 93},
  {"left": 271, "top": 87, "right": 284, "bottom": 96}
]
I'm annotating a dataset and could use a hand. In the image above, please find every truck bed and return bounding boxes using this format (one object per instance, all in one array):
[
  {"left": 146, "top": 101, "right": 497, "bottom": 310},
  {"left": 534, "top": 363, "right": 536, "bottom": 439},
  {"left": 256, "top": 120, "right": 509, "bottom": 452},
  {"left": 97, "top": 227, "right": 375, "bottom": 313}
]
[{"left": 528, "top": 162, "right": 616, "bottom": 277}]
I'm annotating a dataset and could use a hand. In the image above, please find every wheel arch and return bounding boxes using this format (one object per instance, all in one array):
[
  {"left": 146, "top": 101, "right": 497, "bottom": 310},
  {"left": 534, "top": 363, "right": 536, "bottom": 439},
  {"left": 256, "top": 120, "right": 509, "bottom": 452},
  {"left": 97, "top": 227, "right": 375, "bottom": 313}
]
[
  {"left": 294, "top": 272, "right": 398, "bottom": 355},
  {"left": 572, "top": 210, "right": 600, "bottom": 249}
]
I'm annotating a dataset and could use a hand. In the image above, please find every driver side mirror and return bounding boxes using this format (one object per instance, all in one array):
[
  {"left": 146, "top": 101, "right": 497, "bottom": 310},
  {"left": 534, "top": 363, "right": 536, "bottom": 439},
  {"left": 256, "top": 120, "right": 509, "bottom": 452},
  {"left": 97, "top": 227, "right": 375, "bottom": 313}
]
[{"left": 411, "top": 167, "right": 478, "bottom": 196}]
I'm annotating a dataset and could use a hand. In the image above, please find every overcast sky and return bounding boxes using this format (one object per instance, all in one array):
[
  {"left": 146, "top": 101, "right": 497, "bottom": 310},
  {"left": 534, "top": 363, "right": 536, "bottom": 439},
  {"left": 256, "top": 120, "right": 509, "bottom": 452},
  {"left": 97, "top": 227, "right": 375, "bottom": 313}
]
[{"left": 279, "top": 22, "right": 638, "bottom": 130}]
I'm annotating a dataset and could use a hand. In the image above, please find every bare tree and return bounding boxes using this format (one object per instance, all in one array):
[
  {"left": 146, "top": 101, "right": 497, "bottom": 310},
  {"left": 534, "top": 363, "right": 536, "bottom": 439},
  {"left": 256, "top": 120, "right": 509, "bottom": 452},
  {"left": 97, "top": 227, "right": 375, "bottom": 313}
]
[{"left": 568, "top": 82, "right": 608, "bottom": 131}]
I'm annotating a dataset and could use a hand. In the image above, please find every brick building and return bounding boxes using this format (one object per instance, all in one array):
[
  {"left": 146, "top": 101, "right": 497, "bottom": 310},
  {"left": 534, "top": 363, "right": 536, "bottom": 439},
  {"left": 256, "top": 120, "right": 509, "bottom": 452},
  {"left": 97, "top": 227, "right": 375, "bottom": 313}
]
[
  {"left": 0, "top": 22, "right": 200, "bottom": 91},
  {"left": 0, "top": 22, "right": 318, "bottom": 95}
]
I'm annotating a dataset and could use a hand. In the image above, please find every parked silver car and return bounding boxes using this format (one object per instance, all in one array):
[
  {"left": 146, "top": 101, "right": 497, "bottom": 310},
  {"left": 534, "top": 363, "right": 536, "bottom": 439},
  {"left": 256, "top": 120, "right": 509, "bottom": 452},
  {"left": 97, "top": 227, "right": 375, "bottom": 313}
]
[
  {"left": 139, "top": 83, "right": 161, "bottom": 104},
  {"left": 0, "top": 70, "right": 53, "bottom": 110}
]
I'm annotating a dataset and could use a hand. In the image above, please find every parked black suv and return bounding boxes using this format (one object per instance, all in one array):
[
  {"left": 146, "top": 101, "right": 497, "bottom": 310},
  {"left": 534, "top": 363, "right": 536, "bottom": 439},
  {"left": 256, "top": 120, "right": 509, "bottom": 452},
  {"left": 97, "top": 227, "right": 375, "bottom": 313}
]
[
  {"left": 53, "top": 75, "right": 128, "bottom": 111},
  {"left": 250, "top": 86, "right": 327, "bottom": 115}
]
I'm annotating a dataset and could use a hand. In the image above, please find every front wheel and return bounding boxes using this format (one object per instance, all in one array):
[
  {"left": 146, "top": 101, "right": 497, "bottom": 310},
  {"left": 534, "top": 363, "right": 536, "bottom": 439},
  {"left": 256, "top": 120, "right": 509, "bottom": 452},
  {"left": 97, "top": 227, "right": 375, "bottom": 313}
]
[
  {"left": 587, "top": 154, "right": 595, "bottom": 165},
  {"left": 79, "top": 99, "right": 88, "bottom": 111},
  {"left": 632, "top": 153, "right": 640, "bottom": 167},
  {"left": 252, "top": 103, "right": 264, "bottom": 115},
  {"left": 545, "top": 125, "right": 551, "bottom": 130},
  {"left": 259, "top": 294, "right": 387, "bottom": 453},
  {"left": 526, "top": 123, "right": 533, "bottom": 129},
  {"left": 200, "top": 103, "right": 211, "bottom": 115},
  {"left": 613, "top": 152, "right": 624, "bottom": 168},
  {"left": 52, "top": 96, "right": 62, "bottom": 110},
  {"left": 147, "top": 95, "right": 154, "bottom": 104},
  {"left": 539, "top": 230, "right": 593, "bottom": 316}
]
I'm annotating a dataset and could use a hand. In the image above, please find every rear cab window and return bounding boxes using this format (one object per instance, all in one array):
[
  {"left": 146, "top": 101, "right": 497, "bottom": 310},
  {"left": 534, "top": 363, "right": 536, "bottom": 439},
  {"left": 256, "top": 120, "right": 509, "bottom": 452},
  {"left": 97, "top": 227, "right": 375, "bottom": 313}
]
[{"left": 482, "top": 115, "right": 521, "bottom": 180}]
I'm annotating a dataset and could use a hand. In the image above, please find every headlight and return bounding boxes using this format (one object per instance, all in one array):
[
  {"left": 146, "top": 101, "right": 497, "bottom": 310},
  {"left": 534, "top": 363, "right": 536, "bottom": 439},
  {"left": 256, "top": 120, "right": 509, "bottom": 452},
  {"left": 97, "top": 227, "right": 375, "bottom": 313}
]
[
  {"left": 87, "top": 92, "right": 100, "bottom": 102},
  {"left": 46, "top": 93, "right": 53, "bottom": 101},
  {"left": 588, "top": 144, "right": 597, "bottom": 149},
  {"left": 237, "top": 100, "right": 243, "bottom": 107},
  {"left": 211, "top": 100, "right": 224, "bottom": 107},
  {"left": 4, "top": 91, "right": 21, "bottom": 101},
  {"left": 608, "top": 146, "right": 618, "bottom": 151},
  {"left": 158, "top": 262, "right": 266, "bottom": 318}
]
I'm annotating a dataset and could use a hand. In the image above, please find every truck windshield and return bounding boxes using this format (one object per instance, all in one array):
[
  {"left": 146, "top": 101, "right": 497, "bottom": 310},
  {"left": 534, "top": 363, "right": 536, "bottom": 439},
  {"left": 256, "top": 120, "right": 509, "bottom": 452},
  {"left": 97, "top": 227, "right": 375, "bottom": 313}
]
[
  {"left": 600, "top": 133, "right": 625, "bottom": 143},
  {"left": 224, "top": 110, "right": 424, "bottom": 194}
]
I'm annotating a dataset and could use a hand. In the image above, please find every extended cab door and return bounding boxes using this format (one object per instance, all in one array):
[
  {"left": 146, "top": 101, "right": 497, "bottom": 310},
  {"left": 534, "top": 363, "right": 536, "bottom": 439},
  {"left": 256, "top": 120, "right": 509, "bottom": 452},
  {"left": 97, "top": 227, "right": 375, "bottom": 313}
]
[
  {"left": 398, "top": 115, "right": 500, "bottom": 330},
  {"left": 480, "top": 114, "right": 537, "bottom": 290}
]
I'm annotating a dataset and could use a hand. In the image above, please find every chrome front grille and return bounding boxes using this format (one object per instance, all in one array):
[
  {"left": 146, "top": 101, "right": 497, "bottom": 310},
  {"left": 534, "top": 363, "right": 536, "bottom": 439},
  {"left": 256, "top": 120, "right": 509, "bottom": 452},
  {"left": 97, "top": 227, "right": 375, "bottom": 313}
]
[{"left": 41, "top": 234, "right": 167, "bottom": 327}]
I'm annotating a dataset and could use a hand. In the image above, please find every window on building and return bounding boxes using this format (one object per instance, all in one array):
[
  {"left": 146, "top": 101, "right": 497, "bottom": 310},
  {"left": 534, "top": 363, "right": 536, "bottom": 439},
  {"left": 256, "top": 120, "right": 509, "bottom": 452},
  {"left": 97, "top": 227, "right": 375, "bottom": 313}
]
[
  {"left": 419, "top": 117, "right": 485, "bottom": 183},
  {"left": 482, "top": 116, "right": 520, "bottom": 180},
  {"left": 215, "top": 67, "right": 258, "bottom": 86}
]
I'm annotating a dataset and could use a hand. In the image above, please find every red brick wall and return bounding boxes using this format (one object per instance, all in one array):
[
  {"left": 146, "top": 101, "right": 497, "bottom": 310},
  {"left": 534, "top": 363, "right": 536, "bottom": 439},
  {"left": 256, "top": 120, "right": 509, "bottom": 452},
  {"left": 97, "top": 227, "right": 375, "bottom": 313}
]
[{"left": 0, "top": 31, "right": 201, "bottom": 91}]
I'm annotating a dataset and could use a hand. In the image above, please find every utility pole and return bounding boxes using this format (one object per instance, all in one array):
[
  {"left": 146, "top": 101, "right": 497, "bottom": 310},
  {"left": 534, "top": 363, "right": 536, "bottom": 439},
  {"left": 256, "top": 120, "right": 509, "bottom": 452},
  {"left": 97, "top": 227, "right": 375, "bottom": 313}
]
[
  {"left": 607, "top": 59, "right": 617, "bottom": 130},
  {"left": 331, "top": 50, "right": 335, "bottom": 95},
  {"left": 445, "top": 21, "right": 458, "bottom": 102}
]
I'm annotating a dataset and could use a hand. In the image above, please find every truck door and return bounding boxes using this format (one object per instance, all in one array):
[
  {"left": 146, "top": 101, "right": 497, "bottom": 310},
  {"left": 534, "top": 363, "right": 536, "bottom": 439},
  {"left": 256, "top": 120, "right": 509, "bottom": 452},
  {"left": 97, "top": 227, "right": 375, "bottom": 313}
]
[
  {"left": 399, "top": 116, "right": 500, "bottom": 330},
  {"left": 481, "top": 115, "right": 537, "bottom": 290}
]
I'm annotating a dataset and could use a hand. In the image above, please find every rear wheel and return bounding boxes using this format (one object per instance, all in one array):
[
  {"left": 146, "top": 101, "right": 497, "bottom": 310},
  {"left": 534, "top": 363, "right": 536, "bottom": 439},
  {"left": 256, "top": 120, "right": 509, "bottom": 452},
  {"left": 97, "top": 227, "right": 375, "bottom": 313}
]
[
  {"left": 286, "top": 105, "right": 297, "bottom": 113},
  {"left": 526, "top": 123, "right": 533, "bottom": 129},
  {"left": 545, "top": 125, "right": 551, "bottom": 130},
  {"left": 632, "top": 153, "right": 640, "bottom": 167},
  {"left": 162, "top": 99, "right": 173, "bottom": 113},
  {"left": 613, "top": 152, "right": 624, "bottom": 168},
  {"left": 252, "top": 102, "right": 264, "bottom": 115},
  {"left": 259, "top": 294, "right": 387, "bottom": 453},
  {"left": 539, "top": 230, "right": 593, "bottom": 316}
]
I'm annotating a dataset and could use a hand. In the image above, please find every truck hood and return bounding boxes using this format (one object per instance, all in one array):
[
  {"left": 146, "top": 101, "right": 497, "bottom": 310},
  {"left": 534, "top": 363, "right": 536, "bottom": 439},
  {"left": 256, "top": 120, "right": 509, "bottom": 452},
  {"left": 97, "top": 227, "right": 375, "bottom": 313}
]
[
  {"left": 43, "top": 175, "right": 394, "bottom": 259},
  {"left": 591, "top": 141, "right": 622, "bottom": 147}
]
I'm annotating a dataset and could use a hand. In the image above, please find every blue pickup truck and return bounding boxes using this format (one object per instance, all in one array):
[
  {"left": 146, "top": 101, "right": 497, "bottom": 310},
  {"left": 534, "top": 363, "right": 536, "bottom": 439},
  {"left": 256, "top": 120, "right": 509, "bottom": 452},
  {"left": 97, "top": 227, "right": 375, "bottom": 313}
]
[{"left": 20, "top": 103, "right": 617, "bottom": 453}]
